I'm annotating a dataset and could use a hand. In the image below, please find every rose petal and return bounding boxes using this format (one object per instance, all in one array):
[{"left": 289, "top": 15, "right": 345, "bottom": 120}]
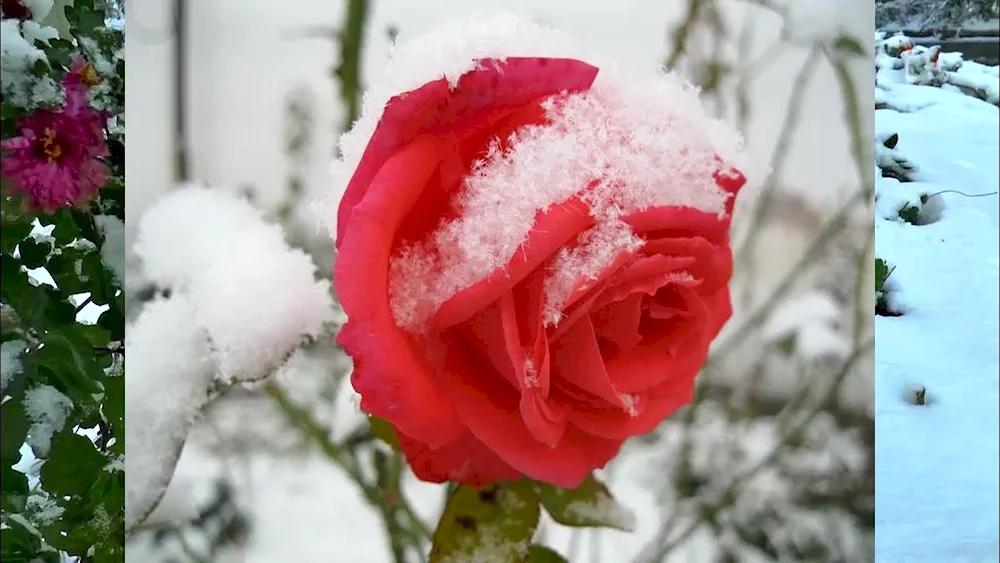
[
  {"left": 438, "top": 339, "right": 622, "bottom": 488},
  {"left": 591, "top": 293, "right": 644, "bottom": 352},
  {"left": 591, "top": 254, "right": 696, "bottom": 311},
  {"left": 643, "top": 236, "right": 732, "bottom": 294},
  {"left": 453, "top": 298, "right": 567, "bottom": 444},
  {"left": 336, "top": 137, "right": 464, "bottom": 448},
  {"left": 397, "top": 429, "right": 523, "bottom": 487},
  {"left": 623, "top": 206, "right": 730, "bottom": 244},
  {"left": 566, "top": 379, "right": 695, "bottom": 440},
  {"left": 550, "top": 318, "right": 626, "bottom": 409}
]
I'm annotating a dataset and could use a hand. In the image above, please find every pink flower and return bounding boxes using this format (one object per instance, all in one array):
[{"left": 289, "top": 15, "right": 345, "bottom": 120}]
[
  {"left": 1, "top": 60, "right": 110, "bottom": 214},
  {"left": 63, "top": 57, "right": 102, "bottom": 115},
  {"left": 2, "top": 111, "right": 110, "bottom": 214}
]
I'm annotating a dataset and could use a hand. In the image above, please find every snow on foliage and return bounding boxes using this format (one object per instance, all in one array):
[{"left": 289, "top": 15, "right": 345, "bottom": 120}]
[{"left": 876, "top": 32, "right": 999, "bottom": 106}]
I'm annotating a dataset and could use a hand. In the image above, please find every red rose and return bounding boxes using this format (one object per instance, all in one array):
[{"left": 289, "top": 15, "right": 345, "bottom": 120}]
[{"left": 334, "top": 56, "right": 745, "bottom": 488}]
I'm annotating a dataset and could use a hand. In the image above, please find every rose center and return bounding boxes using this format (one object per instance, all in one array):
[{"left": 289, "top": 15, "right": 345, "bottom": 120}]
[{"left": 39, "top": 128, "right": 65, "bottom": 163}]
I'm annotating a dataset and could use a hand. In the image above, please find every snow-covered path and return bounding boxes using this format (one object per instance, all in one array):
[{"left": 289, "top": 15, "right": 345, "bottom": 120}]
[{"left": 874, "top": 69, "right": 1000, "bottom": 561}]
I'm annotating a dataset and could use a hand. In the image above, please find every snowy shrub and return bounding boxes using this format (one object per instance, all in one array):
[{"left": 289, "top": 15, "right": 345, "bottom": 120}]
[
  {"left": 0, "top": 1, "right": 124, "bottom": 561},
  {"left": 876, "top": 31, "right": 1000, "bottom": 106}
]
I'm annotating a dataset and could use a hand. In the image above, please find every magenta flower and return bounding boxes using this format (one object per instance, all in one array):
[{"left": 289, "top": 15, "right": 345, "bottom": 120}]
[{"left": 1, "top": 61, "right": 110, "bottom": 214}]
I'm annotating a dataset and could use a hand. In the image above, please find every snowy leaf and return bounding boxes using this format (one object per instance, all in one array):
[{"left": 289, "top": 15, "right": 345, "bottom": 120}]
[
  {"left": 534, "top": 473, "right": 636, "bottom": 532},
  {"left": 429, "top": 482, "right": 540, "bottom": 563}
]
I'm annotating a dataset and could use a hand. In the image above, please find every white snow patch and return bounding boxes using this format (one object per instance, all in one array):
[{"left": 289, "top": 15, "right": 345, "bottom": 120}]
[
  {"left": 875, "top": 50, "right": 1000, "bottom": 561},
  {"left": 94, "top": 214, "right": 126, "bottom": 284},
  {"left": 23, "top": 384, "right": 73, "bottom": 457},
  {"left": 1, "top": 339, "right": 27, "bottom": 393}
]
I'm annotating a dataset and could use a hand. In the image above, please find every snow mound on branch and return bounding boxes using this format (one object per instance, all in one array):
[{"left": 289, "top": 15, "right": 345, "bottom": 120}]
[
  {"left": 125, "top": 296, "right": 214, "bottom": 531},
  {"left": 127, "top": 185, "right": 336, "bottom": 531},
  {"left": 135, "top": 185, "right": 336, "bottom": 380}
]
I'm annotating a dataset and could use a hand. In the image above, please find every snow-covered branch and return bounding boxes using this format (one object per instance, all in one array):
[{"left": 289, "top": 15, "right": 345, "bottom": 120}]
[{"left": 125, "top": 185, "right": 336, "bottom": 533}]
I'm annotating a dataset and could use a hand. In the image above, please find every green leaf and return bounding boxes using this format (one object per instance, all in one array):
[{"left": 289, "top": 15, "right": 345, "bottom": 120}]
[
  {"left": 97, "top": 298, "right": 125, "bottom": 341},
  {"left": 65, "top": 3, "right": 107, "bottom": 38},
  {"left": 18, "top": 237, "right": 50, "bottom": 269},
  {"left": 80, "top": 253, "right": 113, "bottom": 304},
  {"left": 0, "top": 516, "right": 44, "bottom": 561},
  {"left": 369, "top": 416, "right": 401, "bottom": 451},
  {"left": 1, "top": 463, "right": 28, "bottom": 513},
  {"left": 42, "top": 286, "right": 77, "bottom": 326},
  {"left": 528, "top": 545, "right": 570, "bottom": 562},
  {"left": 0, "top": 255, "right": 45, "bottom": 328},
  {"left": 40, "top": 431, "right": 104, "bottom": 496},
  {"left": 36, "top": 329, "right": 104, "bottom": 396},
  {"left": 875, "top": 258, "right": 890, "bottom": 293},
  {"left": 103, "top": 374, "right": 124, "bottom": 442},
  {"left": 39, "top": 210, "right": 81, "bottom": 245},
  {"left": 535, "top": 474, "right": 635, "bottom": 532},
  {"left": 46, "top": 251, "right": 89, "bottom": 296},
  {"left": 429, "top": 482, "right": 541, "bottom": 563},
  {"left": 882, "top": 133, "right": 899, "bottom": 150},
  {"left": 1, "top": 217, "right": 32, "bottom": 255},
  {"left": 1, "top": 399, "right": 29, "bottom": 462}
]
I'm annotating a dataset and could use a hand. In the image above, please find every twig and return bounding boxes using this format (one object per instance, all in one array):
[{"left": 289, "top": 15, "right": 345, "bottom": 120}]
[
  {"left": 735, "top": 46, "right": 822, "bottom": 300},
  {"left": 634, "top": 336, "right": 874, "bottom": 561},
  {"left": 710, "top": 188, "right": 868, "bottom": 365},
  {"left": 926, "top": 188, "right": 999, "bottom": 199},
  {"left": 336, "top": 0, "right": 370, "bottom": 132},
  {"left": 265, "top": 382, "right": 431, "bottom": 562}
]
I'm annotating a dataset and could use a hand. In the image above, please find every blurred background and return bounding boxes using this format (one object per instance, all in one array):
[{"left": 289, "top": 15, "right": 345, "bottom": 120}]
[{"left": 124, "top": 0, "right": 876, "bottom": 561}]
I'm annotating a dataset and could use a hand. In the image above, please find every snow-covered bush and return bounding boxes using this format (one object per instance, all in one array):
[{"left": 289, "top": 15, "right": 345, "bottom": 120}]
[
  {"left": 1, "top": 1, "right": 124, "bottom": 561},
  {"left": 876, "top": 31, "right": 1000, "bottom": 105}
]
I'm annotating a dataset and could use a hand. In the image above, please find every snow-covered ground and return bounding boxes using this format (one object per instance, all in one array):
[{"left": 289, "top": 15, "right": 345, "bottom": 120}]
[{"left": 874, "top": 42, "right": 1000, "bottom": 562}]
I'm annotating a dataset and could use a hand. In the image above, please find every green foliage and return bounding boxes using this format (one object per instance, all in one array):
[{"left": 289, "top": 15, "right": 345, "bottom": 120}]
[
  {"left": 367, "top": 417, "right": 636, "bottom": 558},
  {"left": 535, "top": 473, "right": 636, "bottom": 532},
  {"left": 0, "top": 2, "right": 124, "bottom": 561},
  {"left": 429, "top": 482, "right": 540, "bottom": 563},
  {"left": 896, "top": 202, "right": 921, "bottom": 224}
]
